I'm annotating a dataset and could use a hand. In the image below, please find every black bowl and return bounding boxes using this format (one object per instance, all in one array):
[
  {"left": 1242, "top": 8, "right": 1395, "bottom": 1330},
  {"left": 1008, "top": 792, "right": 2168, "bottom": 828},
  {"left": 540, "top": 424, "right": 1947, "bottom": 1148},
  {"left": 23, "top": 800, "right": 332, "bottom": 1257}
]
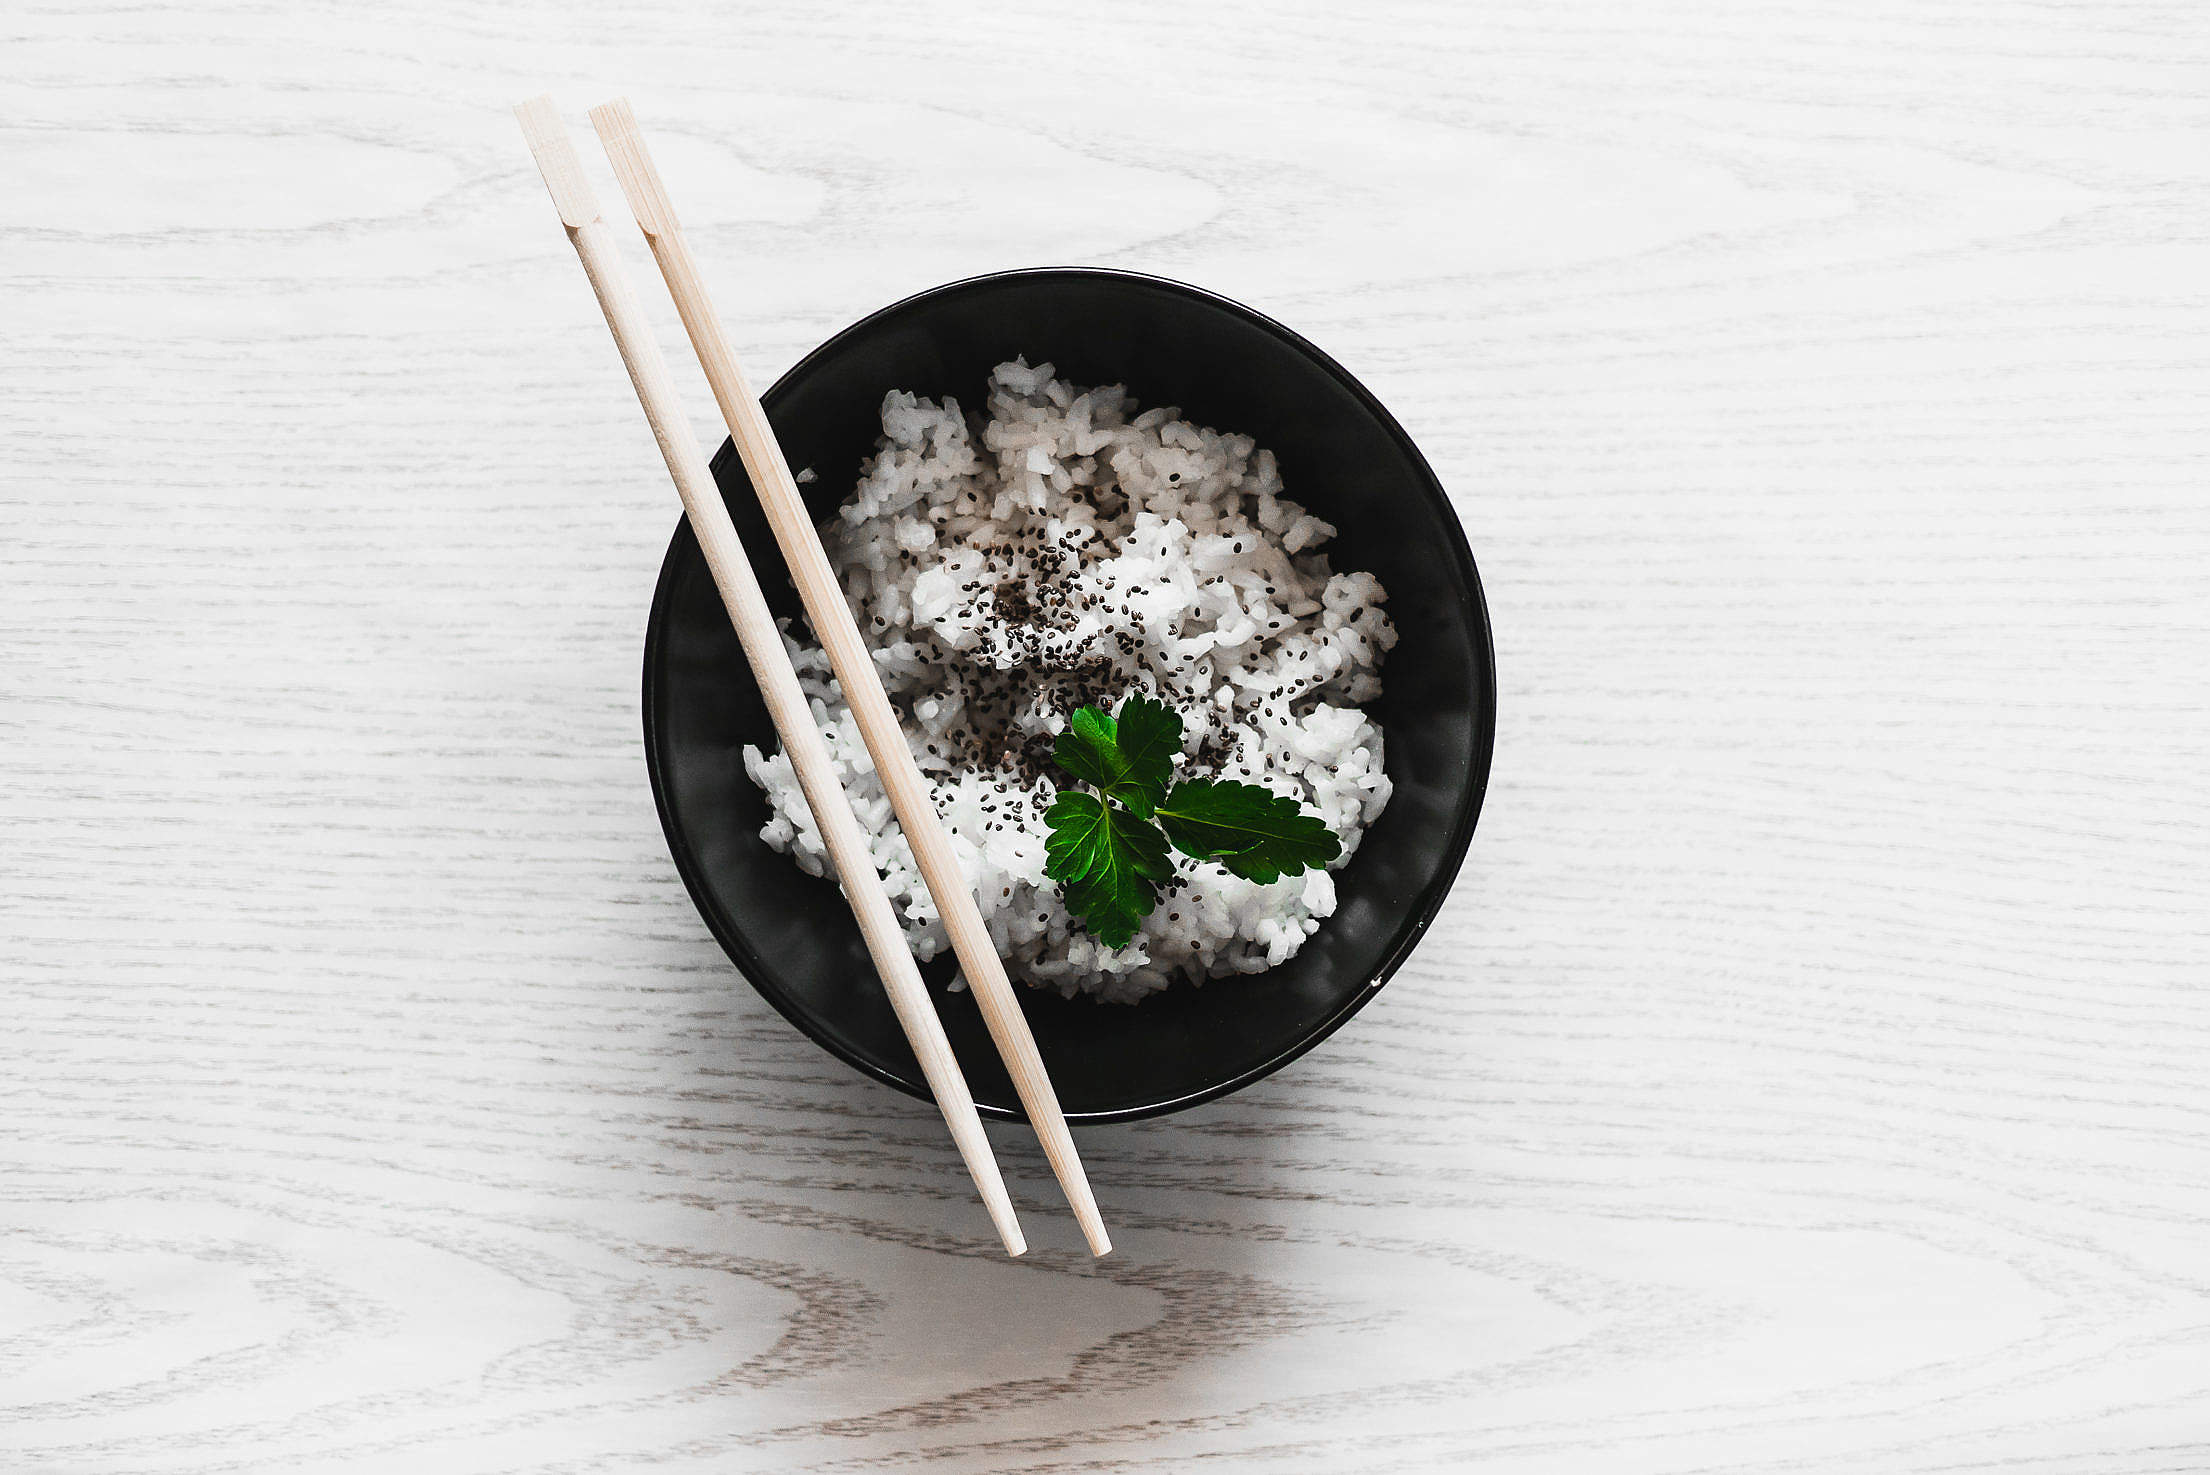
[{"left": 644, "top": 268, "right": 1494, "bottom": 1122}]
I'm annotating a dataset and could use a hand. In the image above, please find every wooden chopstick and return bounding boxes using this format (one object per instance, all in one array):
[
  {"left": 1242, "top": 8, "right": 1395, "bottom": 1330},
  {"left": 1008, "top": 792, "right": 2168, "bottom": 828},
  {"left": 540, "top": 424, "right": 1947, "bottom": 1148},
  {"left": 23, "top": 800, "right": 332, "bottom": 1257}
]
[
  {"left": 513, "top": 96, "right": 1026, "bottom": 1259},
  {"left": 587, "top": 97, "right": 1111, "bottom": 1258}
]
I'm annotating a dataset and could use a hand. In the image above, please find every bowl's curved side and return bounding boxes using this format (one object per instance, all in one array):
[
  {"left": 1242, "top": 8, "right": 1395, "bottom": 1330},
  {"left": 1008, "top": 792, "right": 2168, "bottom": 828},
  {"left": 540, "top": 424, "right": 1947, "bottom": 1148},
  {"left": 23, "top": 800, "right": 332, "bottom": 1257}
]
[{"left": 642, "top": 267, "right": 1496, "bottom": 1123}]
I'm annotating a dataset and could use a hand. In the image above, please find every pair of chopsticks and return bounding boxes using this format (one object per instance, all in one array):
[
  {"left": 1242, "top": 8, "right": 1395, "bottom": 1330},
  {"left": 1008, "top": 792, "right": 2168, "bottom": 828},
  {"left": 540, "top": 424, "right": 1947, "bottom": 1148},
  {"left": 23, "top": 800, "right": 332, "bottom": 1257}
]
[{"left": 514, "top": 96, "right": 1108, "bottom": 1258}]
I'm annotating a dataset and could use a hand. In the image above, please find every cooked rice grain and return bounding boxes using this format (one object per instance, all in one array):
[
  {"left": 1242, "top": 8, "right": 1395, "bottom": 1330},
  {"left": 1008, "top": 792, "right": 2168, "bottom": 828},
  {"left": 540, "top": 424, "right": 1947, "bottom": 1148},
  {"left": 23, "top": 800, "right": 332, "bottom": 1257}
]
[{"left": 743, "top": 360, "right": 1395, "bottom": 1003}]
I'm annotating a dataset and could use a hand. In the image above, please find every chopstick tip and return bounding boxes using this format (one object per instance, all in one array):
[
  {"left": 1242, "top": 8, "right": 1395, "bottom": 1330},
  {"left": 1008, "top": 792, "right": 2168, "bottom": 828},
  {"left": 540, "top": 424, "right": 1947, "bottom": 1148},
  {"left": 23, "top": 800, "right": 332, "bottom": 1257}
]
[
  {"left": 512, "top": 95, "right": 601, "bottom": 230},
  {"left": 587, "top": 95, "right": 636, "bottom": 130},
  {"left": 985, "top": 1196, "right": 1026, "bottom": 1257},
  {"left": 511, "top": 93, "right": 557, "bottom": 130},
  {"left": 586, "top": 96, "right": 678, "bottom": 236}
]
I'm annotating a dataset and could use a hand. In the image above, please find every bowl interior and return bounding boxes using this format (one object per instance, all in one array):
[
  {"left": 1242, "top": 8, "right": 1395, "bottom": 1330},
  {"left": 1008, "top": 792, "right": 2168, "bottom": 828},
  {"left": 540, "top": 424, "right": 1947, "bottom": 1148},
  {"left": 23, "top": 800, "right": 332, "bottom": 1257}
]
[{"left": 645, "top": 269, "right": 1493, "bottom": 1121}]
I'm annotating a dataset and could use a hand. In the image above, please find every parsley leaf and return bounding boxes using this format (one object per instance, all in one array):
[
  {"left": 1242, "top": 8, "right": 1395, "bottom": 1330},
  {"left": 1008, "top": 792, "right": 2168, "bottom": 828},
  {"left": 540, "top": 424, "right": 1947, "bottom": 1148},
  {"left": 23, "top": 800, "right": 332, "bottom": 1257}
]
[
  {"left": 1041, "top": 789, "right": 1173, "bottom": 949},
  {"left": 1154, "top": 779, "right": 1344, "bottom": 885},
  {"left": 1051, "top": 693, "right": 1182, "bottom": 815},
  {"left": 1109, "top": 695, "right": 1183, "bottom": 809},
  {"left": 1040, "top": 694, "right": 1345, "bottom": 948}
]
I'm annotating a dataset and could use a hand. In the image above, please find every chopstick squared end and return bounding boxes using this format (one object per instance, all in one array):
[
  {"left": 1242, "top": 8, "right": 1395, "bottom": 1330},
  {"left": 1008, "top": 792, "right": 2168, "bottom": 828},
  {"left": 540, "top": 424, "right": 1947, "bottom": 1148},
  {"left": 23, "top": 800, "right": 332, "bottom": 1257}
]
[
  {"left": 588, "top": 95, "right": 680, "bottom": 238},
  {"left": 513, "top": 94, "right": 601, "bottom": 229}
]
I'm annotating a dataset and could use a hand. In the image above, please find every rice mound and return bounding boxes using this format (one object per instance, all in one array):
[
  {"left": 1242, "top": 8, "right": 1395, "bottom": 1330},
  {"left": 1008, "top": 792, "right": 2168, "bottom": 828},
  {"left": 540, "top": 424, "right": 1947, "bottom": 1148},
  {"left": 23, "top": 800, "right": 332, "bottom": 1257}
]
[{"left": 742, "top": 359, "right": 1396, "bottom": 1004}]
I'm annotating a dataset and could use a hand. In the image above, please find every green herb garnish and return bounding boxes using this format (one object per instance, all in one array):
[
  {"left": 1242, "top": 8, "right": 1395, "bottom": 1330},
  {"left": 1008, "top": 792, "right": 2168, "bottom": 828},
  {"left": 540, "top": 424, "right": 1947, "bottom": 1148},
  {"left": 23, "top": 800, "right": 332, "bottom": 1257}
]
[
  {"left": 1041, "top": 694, "right": 1344, "bottom": 948},
  {"left": 1051, "top": 697, "right": 1180, "bottom": 817},
  {"left": 1042, "top": 790, "right": 1173, "bottom": 947},
  {"left": 1152, "top": 779, "right": 1343, "bottom": 885}
]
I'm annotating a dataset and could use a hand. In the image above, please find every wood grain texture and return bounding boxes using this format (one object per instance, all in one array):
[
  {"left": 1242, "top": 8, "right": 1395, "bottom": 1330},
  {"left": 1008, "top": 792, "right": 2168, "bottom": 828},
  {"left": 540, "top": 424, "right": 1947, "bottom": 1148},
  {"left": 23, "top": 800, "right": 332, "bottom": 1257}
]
[{"left": 4, "top": 0, "right": 2208, "bottom": 1470}]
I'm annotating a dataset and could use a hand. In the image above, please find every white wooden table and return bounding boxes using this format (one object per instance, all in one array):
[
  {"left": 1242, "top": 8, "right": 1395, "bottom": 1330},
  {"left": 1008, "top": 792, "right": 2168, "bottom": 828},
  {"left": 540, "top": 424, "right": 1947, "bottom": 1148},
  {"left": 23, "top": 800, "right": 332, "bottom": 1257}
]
[{"left": 7, "top": 2, "right": 2209, "bottom": 1469}]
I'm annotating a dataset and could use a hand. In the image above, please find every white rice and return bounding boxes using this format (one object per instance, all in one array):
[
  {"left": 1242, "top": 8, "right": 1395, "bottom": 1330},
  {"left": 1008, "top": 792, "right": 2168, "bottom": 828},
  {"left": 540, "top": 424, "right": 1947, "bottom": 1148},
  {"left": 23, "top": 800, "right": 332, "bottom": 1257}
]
[{"left": 743, "top": 359, "right": 1396, "bottom": 1004}]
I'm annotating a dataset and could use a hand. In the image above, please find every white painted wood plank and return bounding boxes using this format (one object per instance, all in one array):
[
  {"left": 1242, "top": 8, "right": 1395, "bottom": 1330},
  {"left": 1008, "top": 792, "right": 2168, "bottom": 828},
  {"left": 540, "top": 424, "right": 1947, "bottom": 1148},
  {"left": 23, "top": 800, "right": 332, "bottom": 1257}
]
[{"left": 4, "top": 1, "right": 2208, "bottom": 1470}]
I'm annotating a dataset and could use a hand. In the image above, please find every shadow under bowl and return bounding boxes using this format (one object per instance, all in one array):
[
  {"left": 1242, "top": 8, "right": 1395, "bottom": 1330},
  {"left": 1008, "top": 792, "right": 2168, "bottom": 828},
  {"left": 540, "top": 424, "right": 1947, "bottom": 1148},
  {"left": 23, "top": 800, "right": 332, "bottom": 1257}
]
[{"left": 644, "top": 267, "right": 1495, "bottom": 1122}]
